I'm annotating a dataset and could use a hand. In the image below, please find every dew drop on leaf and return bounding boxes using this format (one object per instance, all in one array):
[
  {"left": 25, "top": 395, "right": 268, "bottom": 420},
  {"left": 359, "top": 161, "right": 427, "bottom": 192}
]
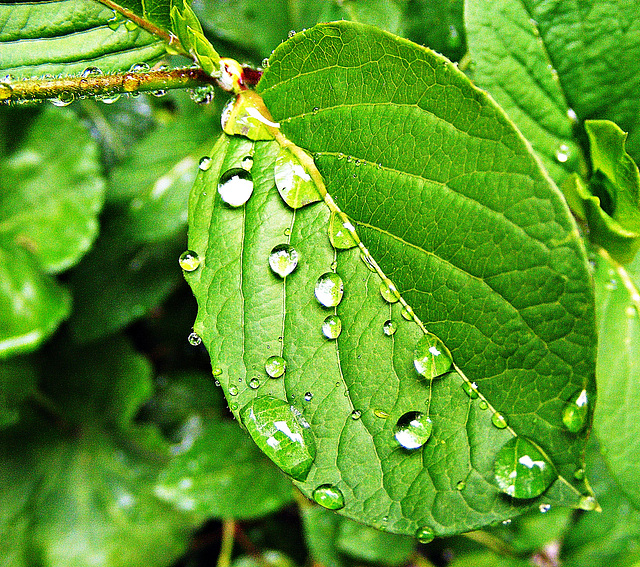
[
  {"left": 379, "top": 278, "right": 400, "bottom": 303},
  {"left": 578, "top": 495, "right": 598, "bottom": 511},
  {"left": 81, "top": 67, "right": 102, "bottom": 78},
  {"left": 491, "top": 412, "right": 508, "bottom": 429},
  {"left": 539, "top": 503, "right": 551, "bottom": 513},
  {"left": 401, "top": 306, "right": 414, "bottom": 320},
  {"left": 218, "top": 168, "right": 254, "bottom": 207},
  {"left": 494, "top": 437, "right": 557, "bottom": 499},
  {"left": 212, "top": 367, "right": 223, "bottom": 377},
  {"left": 461, "top": 381, "right": 479, "bottom": 399},
  {"left": 456, "top": 481, "right": 466, "bottom": 491},
  {"left": 314, "top": 272, "right": 344, "bottom": 307},
  {"left": 328, "top": 212, "right": 358, "bottom": 249},
  {"left": 249, "top": 377, "right": 260, "bottom": 389},
  {"left": 374, "top": 409, "right": 389, "bottom": 419},
  {"left": 415, "top": 526, "right": 435, "bottom": 544},
  {"left": 221, "top": 90, "right": 277, "bottom": 141},
  {"left": 229, "top": 385, "right": 238, "bottom": 396},
  {"left": 265, "top": 355, "right": 286, "bottom": 378},
  {"left": 383, "top": 320, "right": 396, "bottom": 336},
  {"left": 360, "top": 252, "right": 377, "bottom": 272},
  {"left": 199, "top": 156, "right": 212, "bottom": 171},
  {"left": 240, "top": 396, "right": 316, "bottom": 481},
  {"left": 269, "top": 244, "right": 299, "bottom": 278},
  {"left": 241, "top": 155, "right": 254, "bottom": 170},
  {"left": 555, "top": 144, "right": 570, "bottom": 163},
  {"left": 562, "top": 389, "right": 589, "bottom": 433},
  {"left": 312, "top": 484, "right": 345, "bottom": 510},
  {"left": 413, "top": 333, "right": 453, "bottom": 380},
  {"left": 351, "top": 409, "right": 361, "bottom": 420},
  {"left": 479, "top": 400, "right": 489, "bottom": 410},
  {"left": 274, "top": 146, "right": 321, "bottom": 208},
  {"left": 394, "top": 411, "right": 433, "bottom": 450},
  {"left": 304, "top": 392, "right": 313, "bottom": 402},
  {"left": 187, "top": 331, "right": 202, "bottom": 346},
  {"left": 179, "top": 250, "right": 200, "bottom": 271},
  {"left": 322, "top": 315, "right": 342, "bottom": 339}
]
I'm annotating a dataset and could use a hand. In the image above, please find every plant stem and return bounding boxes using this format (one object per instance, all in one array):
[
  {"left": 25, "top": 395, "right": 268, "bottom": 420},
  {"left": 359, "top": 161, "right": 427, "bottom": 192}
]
[
  {"left": 217, "top": 519, "right": 236, "bottom": 567},
  {"left": 463, "top": 530, "right": 519, "bottom": 558},
  {"left": 0, "top": 67, "right": 216, "bottom": 106}
]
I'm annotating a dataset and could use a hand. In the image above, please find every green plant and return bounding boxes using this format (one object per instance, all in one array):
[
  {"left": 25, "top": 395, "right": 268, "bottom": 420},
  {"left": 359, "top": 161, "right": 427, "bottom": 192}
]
[{"left": 1, "top": 0, "right": 639, "bottom": 566}]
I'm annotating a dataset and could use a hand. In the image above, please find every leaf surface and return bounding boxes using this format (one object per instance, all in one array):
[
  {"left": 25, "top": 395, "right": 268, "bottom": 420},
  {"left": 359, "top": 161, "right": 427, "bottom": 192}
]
[{"left": 186, "top": 23, "right": 596, "bottom": 536}]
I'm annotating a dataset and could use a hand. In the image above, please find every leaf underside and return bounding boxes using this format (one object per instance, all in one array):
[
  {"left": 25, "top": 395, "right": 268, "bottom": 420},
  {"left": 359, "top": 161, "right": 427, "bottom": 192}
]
[{"left": 186, "top": 22, "right": 596, "bottom": 536}]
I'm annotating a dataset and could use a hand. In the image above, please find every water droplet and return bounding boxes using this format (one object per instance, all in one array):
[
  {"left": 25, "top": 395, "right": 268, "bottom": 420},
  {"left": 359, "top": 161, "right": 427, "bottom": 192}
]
[
  {"left": 179, "top": 250, "right": 200, "bottom": 271},
  {"left": 212, "top": 367, "right": 223, "bottom": 377},
  {"left": 555, "top": 144, "right": 570, "bottom": 163},
  {"left": 328, "top": 212, "right": 358, "bottom": 249},
  {"left": 312, "top": 106, "right": 319, "bottom": 114},
  {"left": 567, "top": 108, "right": 578, "bottom": 123},
  {"left": 461, "top": 382, "right": 479, "bottom": 399},
  {"left": 229, "top": 385, "right": 238, "bottom": 396},
  {"left": 262, "top": 57, "right": 270, "bottom": 68},
  {"left": 130, "top": 62, "right": 149, "bottom": 72},
  {"left": 268, "top": 244, "right": 299, "bottom": 278},
  {"left": 401, "top": 306, "right": 414, "bottom": 320},
  {"left": 413, "top": 333, "right": 453, "bottom": 380},
  {"left": 578, "top": 495, "right": 597, "bottom": 511},
  {"left": 249, "top": 377, "right": 260, "bottom": 389},
  {"left": 383, "top": 320, "right": 397, "bottom": 336},
  {"left": 494, "top": 437, "right": 557, "bottom": 499},
  {"left": 0, "top": 82, "right": 13, "bottom": 100},
  {"left": 124, "top": 19, "right": 138, "bottom": 31},
  {"left": 394, "top": 411, "right": 432, "bottom": 450},
  {"left": 379, "top": 278, "right": 400, "bottom": 303},
  {"left": 502, "top": 519, "right": 512, "bottom": 525},
  {"left": 321, "top": 314, "right": 342, "bottom": 340},
  {"left": 574, "top": 468, "right": 585, "bottom": 481},
  {"left": 266, "top": 356, "right": 286, "bottom": 378},
  {"left": 98, "top": 93, "right": 121, "bottom": 104},
  {"left": 491, "top": 412, "right": 508, "bottom": 429},
  {"left": 284, "top": 227, "right": 291, "bottom": 236},
  {"left": 122, "top": 72, "right": 140, "bottom": 92},
  {"left": 107, "top": 16, "right": 120, "bottom": 30},
  {"left": 230, "top": 402, "right": 238, "bottom": 410},
  {"left": 415, "top": 526, "right": 435, "bottom": 544},
  {"left": 81, "top": 67, "right": 102, "bottom": 78},
  {"left": 221, "top": 90, "right": 277, "bottom": 141},
  {"left": 360, "top": 252, "right": 377, "bottom": 272},
  {"left": 218, "top": 168, "right": 254, "bottom": 207},
  {"left": 374, "top": 409, "right": 389, "bottom": 419},
  {"left": 314, "top": 272, "right": 344, "bottom": 307},
  {"left": 346, "top": 155, "right": 353, "bottom": 163},
  {"left": 274, "top": 147, "right": 321, "bottom": 208},
  {"left": 337, "top": 153, "right": 345, "bottom": 161},
  {"left": 199, "top": 156, "right": 212, "bottom": 171},
  {"left": 351, "top": 410, "right": 361, "bottom": 420},
  {"left": 240, "top": 396, "right": 316, "bottom": 481},
  {"left": 312, "top": 484, "right": 344, "bottom": 510},
  {"left": 189, "top": 85, "right": 216, "bottom": 104},
  {"left": 241, "top": 156, "right": 254, "bottom": 170},
  {"left": 304, "top": 392, "right": 313, "bottom": 402},
  {"left": 152, "top": 89, "right": 167, "bottom": 97},
  {"left": 479, "top": 400, "right": 488, "bottom": 410},
  {"left": 456, "top": 481, "right": 466, "bottom": 491},
  {"left": 188, "top": 331, "right": 202, "bottom": 346},
  {"left": 51, "top": 92, "right": 74, "bottom": 107},
  {"left": 539, "top": 503, "right": 551, "bottom": 513},
  {"left": 562, "top": 389, "right": 589, "bottom": 433},
  {"left": 288, "top": 30, "right": 297, "bottom": 38}
]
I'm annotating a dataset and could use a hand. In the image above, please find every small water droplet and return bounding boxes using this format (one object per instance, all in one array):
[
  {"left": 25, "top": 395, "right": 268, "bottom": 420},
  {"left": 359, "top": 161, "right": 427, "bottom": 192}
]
[
  {"left": 107, "top": 15, "right": 120, "bottom": 30},
  {"left": 383, "top": 320, "right": 397, "bottom": 336},
  {"left": 288, "top": 30, "right": 296, "bottom": 38},
  {"left": 179, "top": 250, "right": 200, "bottom": 271},
  {"left": 249, "top": 377, "right": 260, "bottom": 389},
  {"left": 578, "top": 495, "right": 597, "bottom": 511},
  {"left": 152, "top": 89, "right": 167, "bottom": 97},
  {"left": 214, "top": 379, "right": 221, "bottom": 387},
  {"left": 98, "top": 93, "right": 121, "bottom": 104},
  {"left": 81, "top": 67, "right": 102, "bottom": 78},
  {"left": 479, "top": 400, "right": 488, "bottom": 410},
  {"left": 494, "top": 437, "right": 557, "bottom": 499},
  {"left": 189, "top": 85, "right": 216, "bottom": 104},
  {"left": 605, "top": 278, "right": 618, "bottom": 291},
  {"left": 284, "top": 227, "right": 291, "bottom": 236},
  {"left": 322, "top": 314, "right": 342, "bottom": 339},
  {"left": 491, "top": 412, "right": 508, "bottom": 429},
  {"left": 337, "top": 153, "right": 345, "bottom": 161},
  {"left": 456, "top": 481, "right": 466, "bottom": 491},
  {"left": 230, "top": 402, "right": 238, "bottom": 410},
  {"left": 374, "top": 409, "right": 389, "bottom": 419},
  {"left": 241, "top": 397, "right": 315, "bottom": 480},
  {"left": 394, "top": 411, "right": 432, "bottom": 450},
  {"left": 199, "top": 156, "right": 212, "bottom": 171},
  {"left": 502, "top": 519, "right": 512, "bottom": 525},
  {"left": 304, "top": 392, "right": 313, "bottom": 402},
  {"left": 274, "top": 147, "right": 321, "bottom": 208},
  {"left": 562, "top": 389, "right": 589, "bottom": 433},
  {"left": 555, "top": 144, "right": 570, "bottom": 163},
  {"left": 351, "top": 409, "right": 361, "bottom": 420},
  {"left": 415, "top": 526, "right": 435, "bottom": 544},
  {"left": 414, "top": 333, "right": 453, "bottom": 380},
  {"left": 354, "top": 159, "right": 361, "bottom": 166},
  {"left": 188, "top": 331, "right": 202, "bottom": 346},
  {"left": 51, "top": 92, "right": 75, "bottom": 107},
  {"left": 218, "top": 168, "right": 254, "bottom": 207},
  {"left": 266, "top": 356, "right": 286, "bottom": 378},
  {"left": 539, "top": 503, "right": 551, "bottom": 513},
  {"left": 379, "top": 278, "right": 399, "bottom": 303},
  {"left": 122, "top": 72, "right": 140, "bottom": 92},
  {"left": 401, "top": 306, "right": 414, "bottom": 320},
  {"left": 312, "top": 106, "right": 319, "bottom": 114},
  {"left": 262, "top": 58, "right": 270, "bottom": 68},
  {"left": 312, "top": 484, "right": 344, "bottom": 510},
  {"left": 212, "top": 367, "right": 223, "bottom": 377},
  {"left": 229, "top": 385, "right": 238, "bottom": 396},
  {"left": 241, "top": 155, "right": 254, "bottom": 170},
  {"left": 130, "top": 62, "right": 149, "bottom": 72},
  {"left": 346, "top": 155, "right": 353, "bottom": 163},
  {"left": 567, "top": 108, "right": 578, "bottom": 123},
  {"left": 269, "top": 244, "right": 299, "bottom": 278},
  {"left": 328, "top": 212, "right": 358, "bottom": 249},
  {"left": 461, "top": 382, "right": 479, "bottom": 399},
  {"left": 124, "top": 19, "right": 138, "bottom": 31},
  {"left": 315, "top": 272, "right": 344, "bottom": 307}
]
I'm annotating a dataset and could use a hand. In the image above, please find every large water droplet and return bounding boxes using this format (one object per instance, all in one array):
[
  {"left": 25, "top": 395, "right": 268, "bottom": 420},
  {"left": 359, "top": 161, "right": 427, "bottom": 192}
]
[
  {"left": 274, "top": 147, "right": 321, "bottom": 209},
  {"left": 218, "top": 168, "right": 254, "bottom": 207},
  {"left": 322, "top": 315, "right": 342, "bottom": 339},
  {"left": 269, "top": 244, "right": 299, "bottom": 278},
  {"left": 562, "top": 389, "right": 589, "bottom": 433},
  {"left": 494, "top": 437, "right": 557, "bottom": 499},
  {"left": 266, "top": 356, "right": 286, "bottom": 378},
  {"left": 394, "top": 411, "right": 432, "bottom": 450},
  {"left": 312, "top": 484, "right": 345, "bottom": 510},
  {"left": 415, "top": 526, "right": 435, "bottom": 544},
  {"left": 413, "top": 334, "right": 453, "bottom": 380},
  {"left": 328, "top": 212, "right": 358, "bottom": 249},
  {"left": 491, "top": 412, "right": 508, "bottom": 429},
  {"left": 240, "top": 396, "right": 316, "bottom": 481},
  {"left": 179, "top": 250, "right": 200, "bottom": 271},
  {"left": 383, "top": 320, "right": 397, "bottom": 336},
  {"left": 221, "top": 90, "right": 277, "bottom": 141},
  {"left": 379, "top": 278, "right": 399, "bottom": 303},
  {"left": 314, "top": 272, "right": 344, "bottom": 307}
]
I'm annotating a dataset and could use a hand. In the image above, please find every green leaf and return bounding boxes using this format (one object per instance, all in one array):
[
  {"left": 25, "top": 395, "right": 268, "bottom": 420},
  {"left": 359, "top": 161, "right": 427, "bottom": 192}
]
[
  {"left": 0, "top": 0, "right": 167, "bottom": 79},
  {"left": 446, "top": 552, "right": 530, "bottom": 567},
  {"left": 300, "top": 504, "right": 347, "bottom": 567},
  {"left": 68, "top": 218, "right": 185, "bottom": 343},
  {"left": 107, "top": 0, "right": 172, "bottom": 31},
  {"left": 155, "top": 419, "right": 294, "bottom": 519},
  {"left": 592, "top": 248, "right": 640, "bottom": 509},
  {"left": 0, "top": 107, "right": 105, "bottom": 273},
  {"left": 170, "top": 0, "right": 220, "bottom": 75},
  {"left": 186, "top": 22, "right": 596, "bottom": 536},
  {"left": 0, "top": 239, "right": 71, "bottom": 360},
  {"left": 465, "top": 0, "right": 582, "bottom": 185},
  {"left": 0, "top": 354, "right": 38, "bottom": 428}
]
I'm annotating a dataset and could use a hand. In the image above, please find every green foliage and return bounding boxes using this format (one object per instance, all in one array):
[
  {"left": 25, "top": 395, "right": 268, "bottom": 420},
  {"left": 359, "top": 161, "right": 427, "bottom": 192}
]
[{"left": 1, "top": 0, "right": 640, "bottom": 565}]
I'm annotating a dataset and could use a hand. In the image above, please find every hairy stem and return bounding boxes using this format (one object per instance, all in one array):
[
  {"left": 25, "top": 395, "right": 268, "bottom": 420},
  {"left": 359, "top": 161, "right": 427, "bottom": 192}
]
[{"left": 217, "top": 519, "right": 236, "bottom": 567}]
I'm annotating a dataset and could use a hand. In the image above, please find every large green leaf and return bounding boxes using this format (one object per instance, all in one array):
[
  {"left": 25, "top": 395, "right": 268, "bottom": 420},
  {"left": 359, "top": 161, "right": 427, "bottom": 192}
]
[
  {"left": 592, "top": 249, "right": 640, "bottom": 508},
  {"left": 0, "top": 0, "right": 167, "bottom": 79},
  {"left": 185, "top": 22, "right": 596, "bottom": 536},
  {"left": 465, "top": 0, "right": 582, "bottom": 185},
  {"left": 0, "top": 107, "right": 105, "bottom": 273}
]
